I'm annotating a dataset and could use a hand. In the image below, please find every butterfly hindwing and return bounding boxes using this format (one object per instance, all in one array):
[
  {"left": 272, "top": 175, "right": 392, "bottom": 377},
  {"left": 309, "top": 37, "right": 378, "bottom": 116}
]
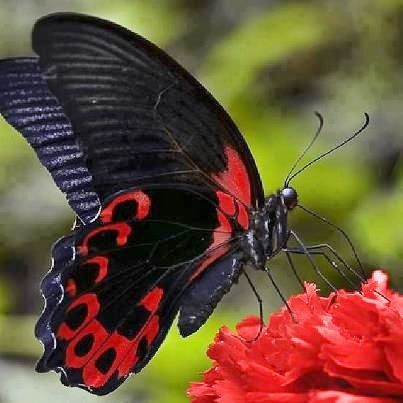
[
  {"left": 178, "top": 251, "right": 244, "bottom": 337},
  {"left": 36, "top": 185, "right": 246, "bottom": 394}
]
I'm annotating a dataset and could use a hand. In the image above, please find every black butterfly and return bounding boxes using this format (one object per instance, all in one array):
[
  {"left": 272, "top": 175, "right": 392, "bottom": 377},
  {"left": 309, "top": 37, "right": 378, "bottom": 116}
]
[{"left": 0, "top": 13, "right": 367, "bottom": 395}]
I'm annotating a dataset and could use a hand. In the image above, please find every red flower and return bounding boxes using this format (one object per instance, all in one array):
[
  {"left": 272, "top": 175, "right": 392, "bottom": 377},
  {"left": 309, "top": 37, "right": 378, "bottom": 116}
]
[{"left": 188, "top": 271, "right": 403, "bottom": 402}]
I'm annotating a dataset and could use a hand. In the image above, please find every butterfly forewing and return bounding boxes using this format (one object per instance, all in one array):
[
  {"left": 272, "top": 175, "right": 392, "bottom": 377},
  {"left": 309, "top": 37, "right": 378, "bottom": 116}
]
[
  {"left": 32, "top": 13, "right": 264, "bottom": 207},
  {"left": 0, "top": 58, "right": 101, "bottom": 222}
]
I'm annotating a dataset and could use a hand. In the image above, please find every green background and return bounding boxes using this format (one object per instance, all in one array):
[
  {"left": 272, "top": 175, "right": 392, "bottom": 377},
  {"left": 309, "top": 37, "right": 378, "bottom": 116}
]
[{"left": 0, "top": 1, "right": 401, "bottom": 402}]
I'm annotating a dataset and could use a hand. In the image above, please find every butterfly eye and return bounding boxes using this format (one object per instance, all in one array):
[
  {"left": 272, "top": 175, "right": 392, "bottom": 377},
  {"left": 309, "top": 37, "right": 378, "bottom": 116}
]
[{"left": 281, "top": 187, "right": 298, "bottom": 210}]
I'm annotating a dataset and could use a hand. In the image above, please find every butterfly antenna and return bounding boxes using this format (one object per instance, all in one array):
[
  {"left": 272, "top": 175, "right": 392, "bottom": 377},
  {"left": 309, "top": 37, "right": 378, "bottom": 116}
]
[
  {"left": 286, "top": 113, "right": 369, "bottom": 186},
  {"left": 284, "top": 112, "right": 324, "bottom": 187}
]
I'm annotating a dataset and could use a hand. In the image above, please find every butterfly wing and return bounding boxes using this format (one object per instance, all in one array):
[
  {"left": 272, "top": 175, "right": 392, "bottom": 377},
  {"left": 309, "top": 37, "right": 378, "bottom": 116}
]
[
  {"left": 0, "top": 13, "right": 265, "bottom": 394},
  {"left": 35, "top": 186, "right": 245, "bottom": 394},
  {"left": 31, "top": 13, "right": 264, "bottom": 207},
  {"left": 0, "top": 58, "right": 101, "bottom": 223}
]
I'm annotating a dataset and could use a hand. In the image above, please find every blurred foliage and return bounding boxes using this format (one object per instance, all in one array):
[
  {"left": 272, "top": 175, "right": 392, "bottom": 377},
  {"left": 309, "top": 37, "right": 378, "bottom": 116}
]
[
  {"left": 0, "top": 0, "right": 402, "bottom": 402},
  {"left": 202, "top": 3, "right": 329, "bottom": 104}
]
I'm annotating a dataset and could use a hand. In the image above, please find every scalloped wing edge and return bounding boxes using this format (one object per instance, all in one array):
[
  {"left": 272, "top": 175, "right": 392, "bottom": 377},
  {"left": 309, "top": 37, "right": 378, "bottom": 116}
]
[{"left": 35, "top": 234, "right": 75, "bottom": 373}]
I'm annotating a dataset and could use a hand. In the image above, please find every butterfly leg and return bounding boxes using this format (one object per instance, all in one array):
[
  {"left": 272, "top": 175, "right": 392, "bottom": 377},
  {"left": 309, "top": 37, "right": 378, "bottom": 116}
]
[
  {"left": 302, "top": 243, "right": 366, "bottom": 283},
  {"left": 284, "top": 230, "right": 338, "bottom": 291},
  {"left": 284, "top": 251, "right": 305, "bottom": 289},
  {"left": 284, "top": 247, "right": 358, "bottom": 289},
  {"left": 263, "top": 266, "right": 296, "bottom": 322},
  {"left": 300, "top": 246, "right": 386, "bottom": 300},
  {"left": 297, "top": 204, "right": 365, "bottom": 276},
  {"left": 284, "top": 241, "right": 365, "bottom": 287},
  {"left": 243, "top": 270, "right": 265, "bottom": 338}
]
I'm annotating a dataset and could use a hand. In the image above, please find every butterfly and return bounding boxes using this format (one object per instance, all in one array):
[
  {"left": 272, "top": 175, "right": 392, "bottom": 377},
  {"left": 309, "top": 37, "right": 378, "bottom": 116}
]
[{"left": 0, "top": 12, "right": 367, "bottom": 395}]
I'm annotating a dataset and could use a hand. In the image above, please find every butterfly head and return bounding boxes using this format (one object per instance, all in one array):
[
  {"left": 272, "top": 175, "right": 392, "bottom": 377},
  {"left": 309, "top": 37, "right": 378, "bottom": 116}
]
[{"left": 280, "top": 186, "right": 298, "bottom": 210}]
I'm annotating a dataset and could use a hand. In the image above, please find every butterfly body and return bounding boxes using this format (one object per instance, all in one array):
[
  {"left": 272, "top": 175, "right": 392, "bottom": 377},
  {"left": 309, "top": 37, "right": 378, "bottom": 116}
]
[
  {"left": 245, "top": 188, "right": 297, "bottom": 270},
  {"left": 0, "top": 13, "right": 299, "bottom": 395}
]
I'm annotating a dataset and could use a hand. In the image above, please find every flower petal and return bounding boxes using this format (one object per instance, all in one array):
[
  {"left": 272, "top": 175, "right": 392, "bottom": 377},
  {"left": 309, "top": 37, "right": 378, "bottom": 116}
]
[{"left": 188, "top": 271, "right": 403, "bottom": 402}]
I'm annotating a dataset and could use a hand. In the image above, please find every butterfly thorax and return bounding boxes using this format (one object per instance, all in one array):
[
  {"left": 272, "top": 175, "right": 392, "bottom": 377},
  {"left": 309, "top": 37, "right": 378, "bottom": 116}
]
[{"left": 245, "top": 187, "right": 298, "bottom": 270}]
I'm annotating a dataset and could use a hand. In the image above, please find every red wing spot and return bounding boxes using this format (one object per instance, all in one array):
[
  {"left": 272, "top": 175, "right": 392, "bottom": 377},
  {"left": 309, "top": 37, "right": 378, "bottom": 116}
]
[
  {"left": 116, "top": 343, "right": 139, "bottom": 378},
  {"left": 118, "top": 346, "right": 139, "bottom": 378},
  {"left": 85, "top": 256, "right": 109, "bottom": 283},
  {"left": 57, "top": 293, "right": 100, "bottom": 340},
  {"left": 143, "top": 315, "right": 159, "bottom": 344},
  {"left": 216, "top": 191, "right": 236, "bottom": 216},
  {"left": 139, "top": 287, "right": 164, "bottom": 313},
  {"left": 65, "top": 320, "right": 108, "bottom": 369},
  {"left": 101, "top": 190, "right": 151, "bottom": 223},
  {"left": 65, "top": 278, "right": 77, "bottom": 297},
  {"left": 236, "top": 201, "right": 249, "bottom": 229},
  {"left": 217, "top": 211, "right": 232, "bottom": 235},
  {"left": 118, "top": 315, "right": 160, "bottom": 378},
  {"left": 75, "top": 290, "right": 163, "bottom": 387},
  {"left": 81, "top": 314, "right": 162, "bottom": 385},
  {"left": 83, "top": 332, "right": 133, "bottom": 388},
  {"left": 212, "top": 146, "right": 252, "bottom": 207},
  {"left": 78, "top": 223, "right": 132, "bottom": 256}
]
